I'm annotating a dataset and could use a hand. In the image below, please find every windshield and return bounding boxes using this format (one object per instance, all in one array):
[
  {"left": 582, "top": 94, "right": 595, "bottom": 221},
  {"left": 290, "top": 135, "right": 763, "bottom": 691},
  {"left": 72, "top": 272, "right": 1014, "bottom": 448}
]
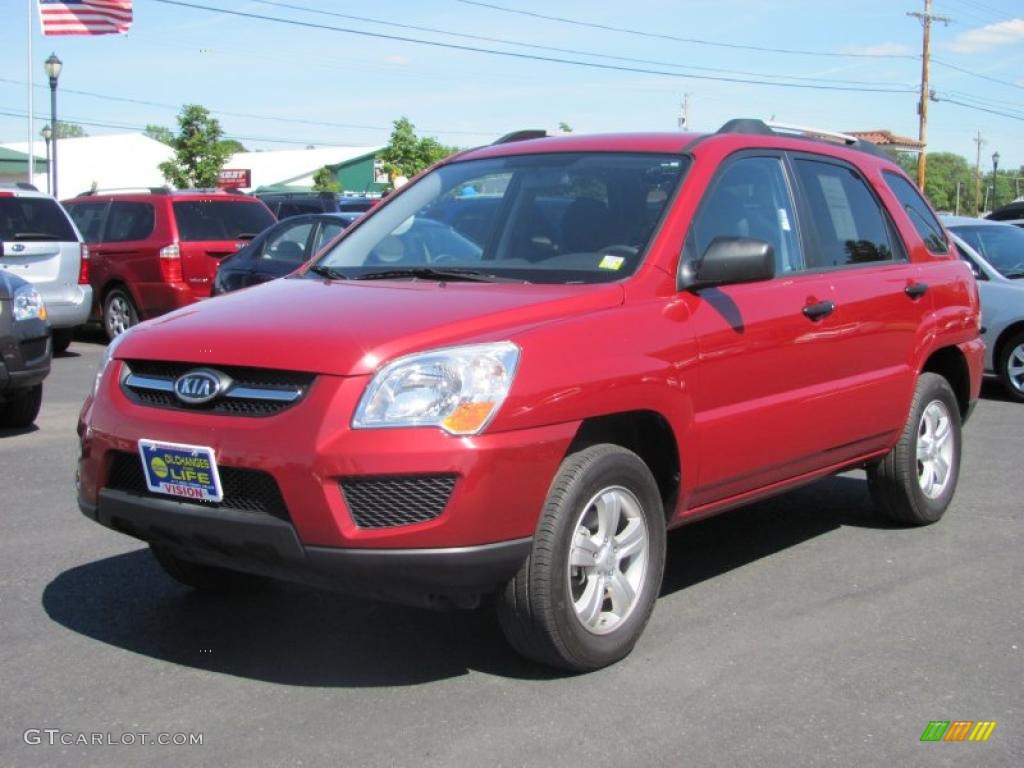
[
  {"left": 950, "top": 224, "right": 1024, "bottom": 278},
  {"left": 172, "top": 200, "right": 275, "bottom": 241},
  {"left": 312, "top": 152, "right": 688, "bottom": 283},
  {"left": 0, "top": 197, "right": 77, "bottom": 241}
]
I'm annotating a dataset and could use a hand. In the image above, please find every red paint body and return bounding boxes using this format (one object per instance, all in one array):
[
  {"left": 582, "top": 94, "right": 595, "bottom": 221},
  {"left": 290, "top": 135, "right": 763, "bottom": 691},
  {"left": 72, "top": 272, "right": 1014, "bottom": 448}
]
[{"left": 77, "top": 131, "right": 983, "bottom": 555}]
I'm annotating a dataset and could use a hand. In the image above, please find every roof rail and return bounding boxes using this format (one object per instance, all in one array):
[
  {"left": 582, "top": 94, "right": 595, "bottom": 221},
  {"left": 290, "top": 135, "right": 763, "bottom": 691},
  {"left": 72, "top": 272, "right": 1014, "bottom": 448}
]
[
  {"left": 0, "top": 182, "right": 40, "bottom": 191},
  {"left": 75, "top": 186, "right": 171, "bottom": 197},
  {"left": 492, "top": 129, "right": 548, "bottom": 145},
  {"left": 715, "top": 118, "right": 891, "bottom": 160}
]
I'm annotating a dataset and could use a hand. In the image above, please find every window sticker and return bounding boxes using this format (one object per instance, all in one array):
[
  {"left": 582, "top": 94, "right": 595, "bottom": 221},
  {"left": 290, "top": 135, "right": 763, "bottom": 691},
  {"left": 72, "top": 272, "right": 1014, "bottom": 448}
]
[{"left": 598, "top": 254, "right": 625, "bottom": 270}]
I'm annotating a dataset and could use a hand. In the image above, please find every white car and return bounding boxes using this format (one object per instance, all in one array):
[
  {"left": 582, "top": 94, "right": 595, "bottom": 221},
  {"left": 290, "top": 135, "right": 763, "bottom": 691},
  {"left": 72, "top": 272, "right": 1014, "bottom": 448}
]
[
  {"left": 942, "top": 215, "right": 1024, "bottom": 402},
  {"left": 0, "top": 183, "right": 92, "bottom": 353}
]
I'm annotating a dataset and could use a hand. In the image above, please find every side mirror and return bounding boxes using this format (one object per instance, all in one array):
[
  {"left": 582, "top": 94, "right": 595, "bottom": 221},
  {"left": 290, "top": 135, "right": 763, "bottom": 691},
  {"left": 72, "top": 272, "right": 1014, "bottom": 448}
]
[{"left": 678, "top": 237, "right": 775, "bottom": 291}]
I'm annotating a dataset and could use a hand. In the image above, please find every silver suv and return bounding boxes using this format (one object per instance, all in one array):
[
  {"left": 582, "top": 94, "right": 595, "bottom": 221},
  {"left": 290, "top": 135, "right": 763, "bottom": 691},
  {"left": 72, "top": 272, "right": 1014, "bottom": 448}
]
[
  {"left": 942, "top": 215, "right": 1024, "bottom": 402},
  {"left": 0, "top": 183, "right": 92, "bottom": 352}
]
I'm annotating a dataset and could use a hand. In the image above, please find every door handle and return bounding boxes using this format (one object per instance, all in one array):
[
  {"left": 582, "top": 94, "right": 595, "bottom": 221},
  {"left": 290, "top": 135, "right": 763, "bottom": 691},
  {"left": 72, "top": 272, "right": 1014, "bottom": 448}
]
[
  {"left": 905, "top": 282, "right": 928, "bottom": 299},
  {"left": 802, "top": 300, "right": 835, "bottom": 321}
]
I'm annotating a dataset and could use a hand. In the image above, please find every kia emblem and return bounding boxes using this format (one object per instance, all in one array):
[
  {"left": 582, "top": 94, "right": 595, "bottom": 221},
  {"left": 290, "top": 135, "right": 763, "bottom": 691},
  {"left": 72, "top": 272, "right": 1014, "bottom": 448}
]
[
  {"left": 11, "top": 243, "right": 26, "bottom": 253},
  {"left": 173, "top": 369, "right": 231, "bottom": 405}
]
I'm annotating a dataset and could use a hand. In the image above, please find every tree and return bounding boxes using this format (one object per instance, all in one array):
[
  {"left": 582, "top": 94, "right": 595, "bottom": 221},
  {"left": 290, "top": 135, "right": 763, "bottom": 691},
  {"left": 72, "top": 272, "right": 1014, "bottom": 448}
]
[
  {"left": 558, "top": 122, "right": 573, "bottom": 133},
  {"left": 218, "top": 138, "right": 246, "bottom": 155},
  {"left": 41, "top": 121, "right": 87, "bottom": 139},
  {"left": 892, "top": 151, "right": 972, "bottom": 213},
  {"left": 377, "top": 117, "right": 458, "bottom": 182},
  {"left": 157, "top": 104, "right": 233, "bottom": 188},
  {"left": 143, "top": 124, "right": 173, "bottom": 145},
  {"left": 312, "top": 166, "right": 340, "bottom": 193}
]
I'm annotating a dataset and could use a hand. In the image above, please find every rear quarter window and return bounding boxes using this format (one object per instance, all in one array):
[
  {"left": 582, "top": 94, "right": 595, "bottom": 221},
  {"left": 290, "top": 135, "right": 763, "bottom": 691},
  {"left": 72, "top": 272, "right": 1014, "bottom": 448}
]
[
  {"left": 105, "top": 202, "right": 155, "bottom": 242},
  {"left": 883, "top": 171, "right": 948, "bottom": 253},
  {"left": 172, "top": 200, "right": 275, "bottom": 241},
  {"left": 0, "top": 197, "right": 77, "bottom": 241}
]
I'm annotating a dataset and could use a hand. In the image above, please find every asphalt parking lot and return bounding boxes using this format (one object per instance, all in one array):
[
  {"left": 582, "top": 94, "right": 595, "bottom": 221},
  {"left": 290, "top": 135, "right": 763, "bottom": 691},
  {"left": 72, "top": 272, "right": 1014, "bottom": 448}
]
[{"left": 1, "top": 335, "right": 1020, "bottom": 768}]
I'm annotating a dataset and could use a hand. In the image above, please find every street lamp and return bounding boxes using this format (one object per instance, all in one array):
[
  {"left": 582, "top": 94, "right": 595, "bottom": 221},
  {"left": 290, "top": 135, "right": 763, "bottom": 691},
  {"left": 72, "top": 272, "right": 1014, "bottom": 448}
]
[
  {"left": 41, "top": 124, "right": 52, "bottom": 195},
  {"left": 44, "top": 53, "right": 62, "bottom": 198},
  {"left": 991, "top": 151, "right": 1000, "bottom": 213}
]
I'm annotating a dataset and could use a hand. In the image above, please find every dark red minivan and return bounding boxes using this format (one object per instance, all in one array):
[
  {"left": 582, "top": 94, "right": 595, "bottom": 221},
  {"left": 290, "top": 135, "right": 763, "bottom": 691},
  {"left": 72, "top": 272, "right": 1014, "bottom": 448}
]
[{"left": 64, "top": 189, "right": 275, "bottom": 339}]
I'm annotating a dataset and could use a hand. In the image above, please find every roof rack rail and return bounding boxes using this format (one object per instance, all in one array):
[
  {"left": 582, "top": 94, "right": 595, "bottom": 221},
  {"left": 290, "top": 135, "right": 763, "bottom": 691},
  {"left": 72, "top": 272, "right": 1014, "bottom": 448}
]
[
  {"left": 0, "top": 182, "right": 40, "bottom": 191},
  {"left": 492, "top": 130, "right": 548, "bottom": 145},
  {"left": 715, "top": 118, "right": 891, "bottom": 160},
  {"left": 75, "top": 186, "right": 171, "bottom": 197}
]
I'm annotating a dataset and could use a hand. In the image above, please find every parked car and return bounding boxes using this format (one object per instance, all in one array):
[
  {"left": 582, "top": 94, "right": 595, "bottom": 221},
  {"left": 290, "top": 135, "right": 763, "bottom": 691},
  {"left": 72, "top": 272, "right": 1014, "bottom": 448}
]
[
  {"left": 255, "top": 191, "right": 377, "bottom": 219},
  {"left": 942, "top": 215, "right": 1024, "bottom": 401},
  {"left": 0, "top": 182, "right": 91, "bottom": 353},
  {"left": 62, "top": 188, "right": 275, "bottom": 339},
  {"left": 986, "top": 199, "right": 1024, "bottom": 222},
  {"left": 77, "top": 120, "right": 982, "bottom": 672},
  {"left": 213, "top": 212, "right": 361, "bottom": 295},
  {"left": 0, "top": 270, "right": 51, "bottom": 428}
]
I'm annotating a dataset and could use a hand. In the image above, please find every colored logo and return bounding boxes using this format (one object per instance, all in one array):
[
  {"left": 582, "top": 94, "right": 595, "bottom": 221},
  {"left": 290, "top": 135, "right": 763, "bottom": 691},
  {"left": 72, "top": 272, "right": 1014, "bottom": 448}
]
[
  {"left": 173, "top": 369, "right": 229, "bottom": 405},
  {"left": 150, "top": 456, "right": 168, "bottom": 479},
  {"left": 920, "top": 721, "right": 997, "bottom": 742}
]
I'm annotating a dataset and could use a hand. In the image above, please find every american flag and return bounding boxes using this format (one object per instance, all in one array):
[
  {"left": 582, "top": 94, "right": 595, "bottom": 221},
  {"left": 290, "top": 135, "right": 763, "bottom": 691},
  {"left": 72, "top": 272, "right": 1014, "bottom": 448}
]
[{"left": 38, "top": 0, "right": 134, "bottom": 36}]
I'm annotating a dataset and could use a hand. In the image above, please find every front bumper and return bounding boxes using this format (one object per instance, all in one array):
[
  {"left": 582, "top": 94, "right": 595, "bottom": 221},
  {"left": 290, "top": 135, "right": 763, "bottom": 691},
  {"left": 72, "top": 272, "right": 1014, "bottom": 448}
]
[{"left": 0, "top": 312, "right": 50, "bottom": 395}]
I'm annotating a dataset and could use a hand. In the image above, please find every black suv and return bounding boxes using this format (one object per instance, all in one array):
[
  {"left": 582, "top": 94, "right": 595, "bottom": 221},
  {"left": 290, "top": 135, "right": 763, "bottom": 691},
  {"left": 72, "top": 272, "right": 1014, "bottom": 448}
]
[
  {"left": 0, "top": 271, "right": 51, "bottom": 428},
  {"left": 255, "top": 192, "right": 377, "bottom": 220}
]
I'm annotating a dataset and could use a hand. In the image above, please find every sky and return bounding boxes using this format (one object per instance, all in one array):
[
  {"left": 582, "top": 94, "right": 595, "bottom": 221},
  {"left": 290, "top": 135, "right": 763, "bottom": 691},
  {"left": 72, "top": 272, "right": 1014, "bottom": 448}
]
[{"left": 1, "top": 0, "right": 1022, "bottom": 174}]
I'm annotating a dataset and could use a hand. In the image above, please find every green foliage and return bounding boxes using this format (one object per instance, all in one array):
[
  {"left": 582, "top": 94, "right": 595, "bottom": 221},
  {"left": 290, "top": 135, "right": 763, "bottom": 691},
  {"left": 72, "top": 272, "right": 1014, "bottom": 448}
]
[
  {"left": 312, "top": 166, "right": 341, "bottom": 193},
  {"left": 558, "top": 122, "right": 573, "bottom": 133},
  {"left": 218, "top": 139, "right": 247, "bottom": 155},
  {"left": 378, "top": 117, "right": 458, "bottom": 181},
  {"left": 157, "top": 104, "right": 232, "bottom": 188},
  {"left": 40, "top": 121, "right": 87, "bottom": 139},
  {"left": 143, "top": 124, "right": 173, "bottom": 145}
]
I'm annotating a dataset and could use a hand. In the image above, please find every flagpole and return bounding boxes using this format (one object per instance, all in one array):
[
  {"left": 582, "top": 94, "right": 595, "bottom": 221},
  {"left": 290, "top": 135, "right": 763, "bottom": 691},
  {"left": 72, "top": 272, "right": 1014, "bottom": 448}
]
[{"left": 27, "top": 0, "right": 34, "bottom": 186}]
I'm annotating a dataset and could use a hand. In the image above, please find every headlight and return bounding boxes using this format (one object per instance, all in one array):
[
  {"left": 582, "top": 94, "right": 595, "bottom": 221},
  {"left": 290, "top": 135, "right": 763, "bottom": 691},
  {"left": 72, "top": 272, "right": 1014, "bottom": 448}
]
[
  {"left": 12, "top": 286, "right": 46, "bottom": 322},
  {"left": 92, "top": 329, "right": 130, "bottom": 397},
  {"left": 353, "top": 342, "right": 520, "bottom": 435}
]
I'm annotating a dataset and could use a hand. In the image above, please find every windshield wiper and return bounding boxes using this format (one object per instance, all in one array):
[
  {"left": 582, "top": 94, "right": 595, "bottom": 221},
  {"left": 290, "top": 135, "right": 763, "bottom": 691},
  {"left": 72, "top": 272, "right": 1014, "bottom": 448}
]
[
  {"left": 353, "top": 267, "right": 528, "bottom": 283},
  {"left": 306, "top": 264, "right": 349, "bottom": 280}
]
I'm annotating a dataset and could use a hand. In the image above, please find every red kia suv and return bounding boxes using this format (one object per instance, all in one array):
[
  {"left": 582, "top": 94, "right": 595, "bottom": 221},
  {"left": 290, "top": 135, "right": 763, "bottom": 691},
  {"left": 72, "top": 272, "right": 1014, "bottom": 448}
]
[
  {"left": 63, "top": 188, "right": 275, "bottom": 339},
  {"left": 77, "top": 121, "right": 983, "bottom": 671}
]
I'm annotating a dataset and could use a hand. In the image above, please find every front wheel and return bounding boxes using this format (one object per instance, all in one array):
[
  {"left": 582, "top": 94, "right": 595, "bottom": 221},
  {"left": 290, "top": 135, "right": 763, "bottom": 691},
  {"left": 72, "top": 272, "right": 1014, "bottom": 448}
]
[
  {"left": 997, "top": 330, "right": 1024, "bottom": 402},
  {"left": 867, "top": 373, "right": 962, "bottom": 525},
  {"left": 497, "top": 444, "right": 666, "bottom": 672},
  {"left": 0, "top": 384, "right": 43, "bottom": 429}
]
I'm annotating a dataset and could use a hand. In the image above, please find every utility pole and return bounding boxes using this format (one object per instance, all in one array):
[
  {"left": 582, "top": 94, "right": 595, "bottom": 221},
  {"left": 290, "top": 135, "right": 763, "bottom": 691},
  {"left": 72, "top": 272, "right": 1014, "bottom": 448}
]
[
  {"left": 973, "top": 131, "right": 986, "bottom": 216},
  {"left": 677, "top": 94, "right": 690, "bottom": 131},
  {"left": 908, "top": 0, "right": 950, "bottom": 190}
]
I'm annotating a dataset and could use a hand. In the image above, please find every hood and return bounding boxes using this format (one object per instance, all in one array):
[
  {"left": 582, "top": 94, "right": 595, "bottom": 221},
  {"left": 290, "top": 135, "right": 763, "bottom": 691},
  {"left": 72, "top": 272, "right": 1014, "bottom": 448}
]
[{"left": 116, "top": 276, "right": 624, "bottom": 376}]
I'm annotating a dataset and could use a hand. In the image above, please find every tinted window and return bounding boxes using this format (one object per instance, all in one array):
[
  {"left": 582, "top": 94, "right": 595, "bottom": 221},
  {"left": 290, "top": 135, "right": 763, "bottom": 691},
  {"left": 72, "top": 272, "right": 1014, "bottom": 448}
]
[
  {"left": 795, "top": 160, "right": 896, "bottom": 268},
  {"left": 0, "top": 197, "right": 77, "bottom": 241},
  {"left": 277, "top": 201, "right": 324, "bottom": 218},
  {"left": 687, "top": 156, "right": 802, "bottom": 273},
  {"left": 65, "top": 202, "right": 107, "bottom": 242},
  {"left": 949, "top": 224, "right": 1024, "bottom": 278},
  {"left": 883, "top": 172, "right": 947, "bottom": 253},
  {"left": 317, "top": 153, "right": 688, "bottom": 283},
  {"left": 263, "top": 221, "right": 313, "bottom": 264},
  {"left": 314, "top": 222, "right": 346, "bottom": 252},
  {"left": 105, "top": 202, "right": 154, "bottom": 242},
  {"left": 172, "top": 201, "right": 275, "bottom": 241},
  {"left": 336, "top": 200, "right": 374, "bottom": 212}
]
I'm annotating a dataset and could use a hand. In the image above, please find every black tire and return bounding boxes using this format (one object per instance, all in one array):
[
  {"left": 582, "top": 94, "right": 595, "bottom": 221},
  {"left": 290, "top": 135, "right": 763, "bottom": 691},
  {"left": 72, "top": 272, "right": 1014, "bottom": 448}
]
[
  {"left": 497, "top": 444, "right": 666, "bottom": 672},
  {"left": 997, "top": 330, "right": 1024, "bottom": 403},
  {"left": 52, "top": 328, "right": 73, "bottom": 354},
  {"left": 103, "top": 287, "right": 139, "bottom": 341},
  {"left": 0, "top": 384, "right": 43, "bottom": 429},
  {"left": 150, "top": 545, "right": 253, "bottom": 591},
  {"left": 867, "top": 373, "right": 961, "bottom": 525}
]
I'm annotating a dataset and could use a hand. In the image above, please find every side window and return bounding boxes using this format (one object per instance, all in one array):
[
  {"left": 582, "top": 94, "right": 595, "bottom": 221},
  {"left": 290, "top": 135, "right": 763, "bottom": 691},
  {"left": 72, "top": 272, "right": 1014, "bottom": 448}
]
[
  {"left": 65, "top": 202, "right": 107, "bottom": 242},
  {"left": 104, "top": 202, "right": 154, "bottom": 243},
  {"left": 314, "top": 222, "right": 345, "bottom": 252},
  {"left": 688, "top": 156, "right": 802, "bottom": 273},
  {"left": 794, "top": 159, "right": 896, "bottom": 268},
  {"left": 883, "top": 171, "right": 948, "bottom": 253},
  {"left": 263, "top": 221, "right": 313, "bottom": 264}
]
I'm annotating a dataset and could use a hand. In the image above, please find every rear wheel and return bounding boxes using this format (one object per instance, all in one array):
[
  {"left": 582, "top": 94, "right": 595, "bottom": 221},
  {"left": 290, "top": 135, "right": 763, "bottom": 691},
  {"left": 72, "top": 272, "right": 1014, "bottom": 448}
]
[
  {"left": 150, "top": 545, "right": 254, "bottom": 591},
  {"left": 103, "top": 287, "right": 138, "bottom": 341},
  {"left": 997, "top": 331, "right": 1024, "bottom": 402},
  {"left": 0, "top": 384, "right": 43, "bottom": 429},
  {"left": 867, "top": 373, "right": 961, "bottom": 525},
  {"left": 52, "top": 328, "right": 73, "bottom": 354},
  {"left": 497, "top": 444, "right": 666, "bottom": 672}
]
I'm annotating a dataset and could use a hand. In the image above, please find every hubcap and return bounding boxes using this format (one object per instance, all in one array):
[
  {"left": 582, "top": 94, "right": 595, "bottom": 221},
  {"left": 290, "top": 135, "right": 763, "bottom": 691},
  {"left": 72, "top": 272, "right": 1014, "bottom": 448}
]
[
  {"left": 567, "top": 486, "right": 649, "bottom": 635},
  {"left": 917, "top": 400, "right": 955, "bottom": 499},
  {"left": 1007, "top": 343, "right": 1024, "bottom": 394},
  {"left": 106, "top": 296, "right": 133, "bottom": 337}
]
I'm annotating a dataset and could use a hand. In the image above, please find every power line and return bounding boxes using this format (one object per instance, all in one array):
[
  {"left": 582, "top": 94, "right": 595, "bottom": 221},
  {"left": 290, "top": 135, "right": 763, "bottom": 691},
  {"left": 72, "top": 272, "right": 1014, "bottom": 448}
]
[
  {"left": 145, "top": 0, "right": 918, "bottom": 94},
  {"left": 936, "top": 96, "right": 1024, "bottom": 122},
  {"left": 932, "top": 58, "right": 1024, "bottom": 91},
  {"left": 249, "top": 0, "right": 915, "bottom": 88},
  {"left": 456, "top": 0, "right": 917, "bottom": 59}
]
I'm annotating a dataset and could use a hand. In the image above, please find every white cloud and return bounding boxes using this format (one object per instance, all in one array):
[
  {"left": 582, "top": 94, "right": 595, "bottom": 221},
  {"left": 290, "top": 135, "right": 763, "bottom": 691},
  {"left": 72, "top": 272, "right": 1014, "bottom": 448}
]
[
  {"left": 839, "top": 42, "right": 913, "bottom": 56},
  {"left": 948, "top": 18, "right": 1024, "bottom": 54}
]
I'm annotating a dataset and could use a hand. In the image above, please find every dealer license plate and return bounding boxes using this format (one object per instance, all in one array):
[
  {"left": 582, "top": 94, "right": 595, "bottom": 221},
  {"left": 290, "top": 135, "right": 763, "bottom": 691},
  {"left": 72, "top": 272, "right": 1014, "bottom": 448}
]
[{"left": 138, "top": 439, "right": 223, "bottom": 502}]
